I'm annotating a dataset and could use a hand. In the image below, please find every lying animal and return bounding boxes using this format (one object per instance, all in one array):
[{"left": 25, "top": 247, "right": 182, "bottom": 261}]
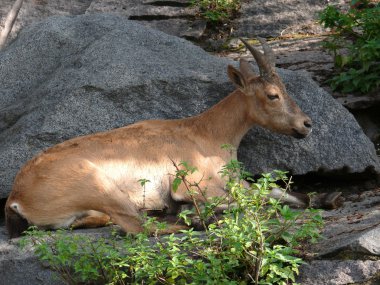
[{"left": 5, "top": 38, "right": 338, "bottom": 238}]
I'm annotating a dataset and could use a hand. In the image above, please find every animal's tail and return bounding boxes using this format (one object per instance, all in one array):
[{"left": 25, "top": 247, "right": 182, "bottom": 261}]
[{"left": 5, "top": 204, "right": 29, "bottom": 238}]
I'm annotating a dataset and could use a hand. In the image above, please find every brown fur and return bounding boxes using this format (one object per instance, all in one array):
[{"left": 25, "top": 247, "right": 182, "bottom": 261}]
[{"left": 5, "top": 41, "right": 312, "bottom": 238}]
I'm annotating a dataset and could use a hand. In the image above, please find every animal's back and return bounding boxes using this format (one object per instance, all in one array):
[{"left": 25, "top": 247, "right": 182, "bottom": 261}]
[{"left": 5, "top": 118, "right": 225, "bottom": 237}]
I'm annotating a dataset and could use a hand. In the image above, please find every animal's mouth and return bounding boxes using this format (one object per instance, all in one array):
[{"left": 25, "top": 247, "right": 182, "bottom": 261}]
[{"left": 291, "top": 128, "right": 309, "bottom": 139}]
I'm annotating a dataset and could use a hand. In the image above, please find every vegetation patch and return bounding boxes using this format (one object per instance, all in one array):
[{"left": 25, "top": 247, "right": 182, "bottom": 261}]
[
  {"left": 21, "top": 159, "right": 323, "bottom": 285},
  {"left": 319, "top": 0, "right": 380, "bottom": 94},
  {"left": 191, "top": 0, "right": 241, "bottom": 23}
]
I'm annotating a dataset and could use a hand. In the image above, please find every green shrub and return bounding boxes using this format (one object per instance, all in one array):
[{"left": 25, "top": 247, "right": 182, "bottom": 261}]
[
  {"left": 20, "top": 160, "right": 323, "bottom": 285},
  {"left": 319, "top": 0, "right": 380, "bottom": 93},
  {"left": 191, "top": 0, "right": 241, "bottom": 23}
]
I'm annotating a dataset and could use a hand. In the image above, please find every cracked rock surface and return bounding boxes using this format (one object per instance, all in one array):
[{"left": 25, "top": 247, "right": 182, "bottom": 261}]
[{"left": 313, "top": 189, "right": 380, "bottom": 257}]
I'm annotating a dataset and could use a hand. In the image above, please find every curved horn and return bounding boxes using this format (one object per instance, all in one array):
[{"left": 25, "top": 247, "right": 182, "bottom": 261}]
[
  {"left": 257, "top": 37, "right": 276, "bottom": 68},
  {"left": 240, "top": 38, "right": 275, "bottom": 80}
]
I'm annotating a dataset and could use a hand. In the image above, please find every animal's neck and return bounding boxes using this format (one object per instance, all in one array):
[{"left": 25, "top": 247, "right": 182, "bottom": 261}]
[{"left": 190, "top": 90, "right": 254, "bottom": 148}]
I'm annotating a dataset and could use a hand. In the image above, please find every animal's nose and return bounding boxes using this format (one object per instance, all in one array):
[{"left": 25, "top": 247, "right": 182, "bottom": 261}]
[{"left": 304, "top": 120, "right": 312, "bottom": 129}]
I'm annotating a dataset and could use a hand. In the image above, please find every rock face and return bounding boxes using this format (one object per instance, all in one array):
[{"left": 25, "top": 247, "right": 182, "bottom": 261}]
[
  {"left": 0, "top": 225, "right": 87, "bottom": 285},
  {"left": 0, "top": 226, "right": 63, "bottom": 285},
  {"left": 295, "top": 188, "right": 380, "bottom": 284},
  {"left": 0, "top": 14, "right": 379, "bottom": 199},
  {"left": 232, "top": 0, "right": 345, "bottom": 37},
  {"left": 297, "top": 260, "right": 380, "bottom": 285},
  {"left": 0, "top": 0, "right": 205, "bottom": 43},
  {"left": 311, "top": 189, "right": 380, "bottom": 257},
  {"left": 0, "top": 0, "right": 347, "bottom": 45}
]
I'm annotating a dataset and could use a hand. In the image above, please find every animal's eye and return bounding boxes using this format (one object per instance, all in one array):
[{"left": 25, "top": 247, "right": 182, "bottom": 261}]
[{"left": 267, "top": 94, "right": 279, "bottom": 100}]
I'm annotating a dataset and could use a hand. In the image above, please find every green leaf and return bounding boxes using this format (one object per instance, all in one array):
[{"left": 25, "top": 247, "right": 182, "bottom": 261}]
[{"left": 172, "top": 177, "right": 182, "bottom": 192}]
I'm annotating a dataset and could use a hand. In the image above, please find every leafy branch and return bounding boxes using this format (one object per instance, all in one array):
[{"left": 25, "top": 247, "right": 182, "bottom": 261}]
[
  {"left": 20, "top": 159, "right": 323, "bottom": 284},
  {"left": 319, "top": 1, "right": 380, "bottom": 94}
]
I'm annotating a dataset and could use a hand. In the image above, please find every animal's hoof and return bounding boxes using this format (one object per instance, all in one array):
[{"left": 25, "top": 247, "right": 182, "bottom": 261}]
[{"left": 310, "top": 192, "right": 344, "bottom": 209}]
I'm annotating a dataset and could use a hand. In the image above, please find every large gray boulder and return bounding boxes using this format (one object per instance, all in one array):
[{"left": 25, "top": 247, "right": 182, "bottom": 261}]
[{"left": 0, "top": 14, "right": 378, "bottom": 199}]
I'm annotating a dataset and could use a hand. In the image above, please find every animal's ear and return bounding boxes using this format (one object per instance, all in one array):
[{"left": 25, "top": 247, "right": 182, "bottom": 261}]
[
  {"left": 239, "top": 59, "right": 257, "bottom": 78},
  {"left": 227, "top": 64, "right": 247, "bottom": 90}
]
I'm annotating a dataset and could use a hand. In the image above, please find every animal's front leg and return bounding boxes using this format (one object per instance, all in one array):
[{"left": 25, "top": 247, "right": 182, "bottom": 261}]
[
  {"left": 173, "top": 184, "right": 233, "bottom": 230},
  {"left": 268, "top": 188, "right": 344, "bottom": 209},
  {"left": 241, "top": 179, "right": 343, "bottom": 209}
]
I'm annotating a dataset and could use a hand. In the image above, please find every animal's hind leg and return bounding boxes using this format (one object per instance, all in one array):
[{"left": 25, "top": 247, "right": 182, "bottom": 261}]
[
  {"left": 110, "top": 211, "right": 189, "bottom": 235},
  {"left": 269, "top": 188, "right": 309, "bottom": 208},
  {"left": 71, "top": 211, "right": 111, "bottom": 229},
  {"left": 94, "top": 189, "right": 188, "bottom": 235}
]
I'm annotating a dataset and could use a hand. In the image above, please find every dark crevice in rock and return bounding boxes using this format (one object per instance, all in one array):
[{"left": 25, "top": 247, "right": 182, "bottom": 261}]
[
  {"left": 0, "top": 198, "right": 5, "bottom": 226},
  {"left": 129, "top": 15, "right": 195, "bottom": 21},
  {"left": 277, "top": 60, "right": 334, "bottom": 68},
  {"left": 144, "top": 1, "right": 191, "bottom": 8},
  {"left": 27, "top": 133, "right": 71, "bottom": 149},
  {"left": 0, "top": 109, "right": 25, "bottom": 133},
  {"left": 320, "top": 249, "right": 380, "bottom": 261},
  {"left": 81, "top": 85, "right": 105, "bottom": 93},
  {"left": 290, "top": 171, "right": 380, "bottom": 195}
]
